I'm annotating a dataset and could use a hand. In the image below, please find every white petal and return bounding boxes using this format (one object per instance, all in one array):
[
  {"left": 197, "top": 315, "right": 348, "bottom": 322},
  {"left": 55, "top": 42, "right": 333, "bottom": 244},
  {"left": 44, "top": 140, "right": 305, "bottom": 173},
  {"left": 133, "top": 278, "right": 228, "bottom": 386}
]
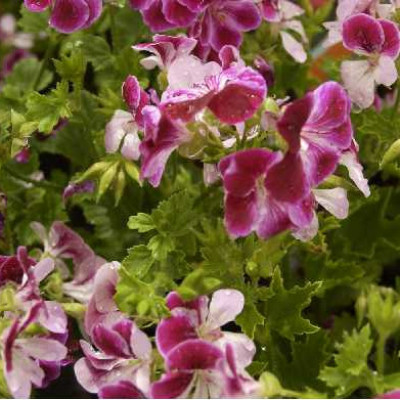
[
  {"left": 292, "top": 212, "right": 319, "bottom": 242},
  {"left": 374, "top": 55, "right": 398, "bottom": 87},
  {"left": 215, "top": 332, "right": 256, "bottom": 369},
  {"left": 121, "top": 131, "right": 141, "bottom": 161},
  {"left": 130, "top": 325, "right": 152, "bottom": 360},
  {"left": 280, "top": 0, "right": 304, "bottom": 19},
  {"left": 33, "top": 258, "right": 54, "bottom": 282},
  {"left": 17, "top": 337, "right": 67, "bottom": 361},
  {"left": 280, "top": 32, "right": 307, "bottom": 63},
  {"left": 313, "top": 188, "right": 349, "bottom": 219},
  {"left": 341, "top": 60, "right": 375, "bottom": 108},
  {"left": 206, "top": 289, "right": 244, "bottom": 330},
  {"left": 340, "top": 151, "right": 371, "bottom": 197},
  {"left": 105, "top": 110, "right": 133, "bottom": 154}
]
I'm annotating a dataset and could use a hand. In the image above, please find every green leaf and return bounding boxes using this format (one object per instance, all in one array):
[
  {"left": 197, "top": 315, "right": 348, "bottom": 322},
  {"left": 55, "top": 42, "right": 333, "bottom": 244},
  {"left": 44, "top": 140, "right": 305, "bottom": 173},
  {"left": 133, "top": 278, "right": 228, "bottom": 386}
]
[
  {"left": 81, "top": 35, "right": 114, "bottom": 71},
  {"left": 127, "top": 213, "right": 155, "bottom": 233},
  {"left": 24, "top": 81, "right": 71, "bottom": 134},
  {"left": 319, "top": 325, "right": 374, "bottom": 397},
  {"left": 236, "top": 302, "right": 265, "bottom": 339},
  {"left": 148, "top": 234, "right": 175, "bottom": 261},
  {"left": 262, "top": 268, "right": 321, "bottom": 340},
  {"left": 122, "top": 245, "right": 154, "bottom": 280},
  {"left": 18, "top": 6, "right": 50, "bottom": 33}
]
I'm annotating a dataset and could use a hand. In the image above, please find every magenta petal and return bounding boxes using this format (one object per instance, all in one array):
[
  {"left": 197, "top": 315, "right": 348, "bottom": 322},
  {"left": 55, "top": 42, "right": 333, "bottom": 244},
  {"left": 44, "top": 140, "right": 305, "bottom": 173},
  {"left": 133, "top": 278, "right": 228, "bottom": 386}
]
[
  {"left": 141, "top": 0, "right": 177, "bottom": 32},
  {"left": 277, "top": 94, "right": 313, "bottom": 152},
  {"left": 260, "top": 0, "right": 280, "bottom": 22},
  {"left": 99, "top": 381, "right": 146, "bottom": 398},
  {"left": 162, "top": 0, "right": 197, "bottom": 27},
  {"left": 256, "top": 198, "right": 293, "bottom": 239},
  {"left": 92, "top": 324, "right": 131, "bottom": 358},
  {"left": 151, "top": 371, "right": 194, "bottom": 399},
  {"left": 302, "top": 142, "right": 340, "bottom": 186},
  {"left": 122, "top": 75, "right": 149, "bottom": 127},
  {"left": 82, "top": 0, "right": 102, "bottom": 29},
  {"left": 378, "top": 390, "right": 400, "bottom": 399},
  {"left": 224, "top": 192, "right": 258, "bottom": 238},
  {"left": 156, "top": 314, "right": 198, "bottom": 357},
  {"left": 222, "top": 0, "right": 262, "bottom": 31},
  {"left": 208, "top": 16, "right": 242, "bottom": 51},
  {"left": 166, "top": 339, "right": 224, "bottom": 370},
  {"left": 219, "top": 149, "right": 282, "bottom": 197},
  {"left": 209, "top": 67, "right": 266, "bottom": 124},
  {"left": 305, "top": 81, "right": 352, "bottom": 148},
  {"left": 379, "top": 19, "right": 400, "bottom": 58},
  {"left": 24, "top": 0, "right": 51, "bottom": 12},
  {"left": 342, "top": 13, "right": 384, "bottom": 54},
  {"left": 49, "top": 0, "right": 90, "bottom": 33},
  {"left": 140, "top": 106, "right": 187, "bottom": 187},
  {"left": 266, "top": 152, "right": 309, "bottom": 203}
]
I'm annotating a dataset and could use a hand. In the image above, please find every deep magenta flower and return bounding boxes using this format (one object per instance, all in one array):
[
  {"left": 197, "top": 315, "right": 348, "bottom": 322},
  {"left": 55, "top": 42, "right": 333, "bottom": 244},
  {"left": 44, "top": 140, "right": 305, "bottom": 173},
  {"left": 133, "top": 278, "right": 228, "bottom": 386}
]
[
  {"left": 139, "top": 105, "right": 189, "bottom": 187},
  {"left": 24, "top": 0, "right": 102, "bottom": 34},
  {"left": 277, "top": 81, "right": 353, "bottom": 187},
  {"left": 31, "top": 221, "right": 105, "bottom": 303},
  {"left": 122, "top": 75, "right": 150, "bottom": 127},
  {"left": 219, "top": 149, "right": 313, "bottom": 239},
  {"left": 341, "top": 14, "right": 400, "bottom": 108},
  {"left": 130, "top": 0, "right": 261, "bottom": 53},
  {"left": 160, "top": 46, "right": 267, "bottom": 125}
]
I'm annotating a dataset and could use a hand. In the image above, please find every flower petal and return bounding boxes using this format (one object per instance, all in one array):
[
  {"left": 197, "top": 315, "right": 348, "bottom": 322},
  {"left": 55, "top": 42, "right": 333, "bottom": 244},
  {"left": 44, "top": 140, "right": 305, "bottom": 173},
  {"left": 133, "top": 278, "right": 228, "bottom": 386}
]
[
  {"left": 166, "top": 339, "right": 224, "bottom": 370},
  {"left": 206, "top": 289, "right": 244, "bottom": 330},
  {"left": 99, "top": 381, "right": 146, "bottom": 398},
  {"left": 49, "top": 0, "right": 89, "bottom": 34},
  {"left": 151, "top": 371, "right": 194, "bottom": 399},
  {"left": 314, "top": 188, "right": 349, "bottom": 219}
]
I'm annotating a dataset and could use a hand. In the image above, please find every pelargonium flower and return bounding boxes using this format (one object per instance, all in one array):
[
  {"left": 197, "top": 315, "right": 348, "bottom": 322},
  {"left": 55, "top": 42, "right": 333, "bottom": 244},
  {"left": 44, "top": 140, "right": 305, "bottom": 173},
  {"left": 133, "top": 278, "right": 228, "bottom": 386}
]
[
  {"left": 105, "top": 110, "right": 141, "bottom": 161},
  {"left": 130, "top": 0, "right": 261, "bottom": 53},
  {"left": 24, "top": 0, "right": 102, "bottom": 34},
  {"left": 259, "top": 0, "right": 308, "bottom": 63},
  {"left": 277, "top": 81, "right": 354, "bottom": 188},
  {"left": 160, "top": 46, "right": 267, "bottom": 125},
  {"left": 293, "top": 187, "right": 350, "bottom": 241},
  {"left": 1, "top": 304, "right": 68, "bottom": 399},
  {"left": 75, "top": 318, "right": 152, "bottom": 397},
  {"left": 152, "top": 289, "right": 256, "bottom": 398},
  {"left": 0, "top": 14, "right": 33, "bottom": 49},
  {"left": 122, "top": 75, "right": 150, "bottom": 127},
  {"left": 1, "top": 50, "right": 34, "bottom": 79},
  {"left": 63, "top": 180, "right": 95, "bottom": 202},
  {"left": 219, "top": 149, "right": 313, "bottom": 239},
  {"left": 340, "top": 14, "right": 400, "bottom": 108},
  {"left": 139, "top": 105, "right": 190, "bottom": 187},
  {"left": 75, "top": 263, "right": 151, "bottom": 397},
  {"left": 133, "top": 34, "right": 197, "bottom": 72},
  {"left": 31, "top": 221, "right": 105, "bottom": 303}
]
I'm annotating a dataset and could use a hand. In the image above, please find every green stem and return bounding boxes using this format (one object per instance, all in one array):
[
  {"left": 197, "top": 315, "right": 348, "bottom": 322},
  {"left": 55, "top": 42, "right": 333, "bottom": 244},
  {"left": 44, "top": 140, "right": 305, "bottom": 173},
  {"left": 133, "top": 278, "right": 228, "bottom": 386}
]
[
  {"left": 380, "top": 186, "right": 393, "bottom": 220},
  {"left": 32, "top": 35, "right": 56, "bottom": 91},
  {"left": 3, "top": 165, "right": 63, "bottom": 191},
  {"left": 109, "top": 5, "right": 118, "bottom": 50},
  {"left": 377, "top": 333, "right": 388, "bottom": 375}
]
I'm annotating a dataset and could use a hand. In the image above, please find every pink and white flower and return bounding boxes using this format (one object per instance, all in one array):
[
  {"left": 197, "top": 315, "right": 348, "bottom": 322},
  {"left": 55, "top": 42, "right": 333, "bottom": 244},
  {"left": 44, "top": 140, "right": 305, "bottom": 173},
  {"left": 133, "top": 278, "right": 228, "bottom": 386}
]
[
  {"left": 152, "top": 289, "right": 256, "bottom": 398},
  {"left": 340, "top": 14, "right": 400, "bottom": 108},
  {"left": 75, "top": 263, "right": 152, "bottom": 397},
  {"left": 259, "top": 0, "right": 308, "bottom": 63},
  {"left": 31, "top": 221, "right": 106, "bottom": 303},
  {"left": 2, "top": 305, "right": 68, "bottom": 399}
]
